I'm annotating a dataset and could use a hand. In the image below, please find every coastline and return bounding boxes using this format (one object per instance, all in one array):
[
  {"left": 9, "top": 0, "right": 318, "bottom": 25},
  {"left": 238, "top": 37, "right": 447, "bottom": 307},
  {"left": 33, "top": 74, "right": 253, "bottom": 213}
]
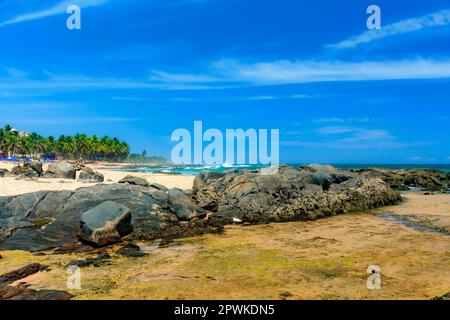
[
  {"left": 0, "top": 161, "right": 449, "bottom": 300},
  {"left": 0, "top": 161, "right": 194, "bottom": 197}
]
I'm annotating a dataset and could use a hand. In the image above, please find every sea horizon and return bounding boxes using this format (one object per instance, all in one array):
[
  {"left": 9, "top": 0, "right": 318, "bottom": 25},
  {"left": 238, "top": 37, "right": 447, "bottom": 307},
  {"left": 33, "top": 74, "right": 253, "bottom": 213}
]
[{"left": 115, "top": 163, "right": 450, "bottom": 175}]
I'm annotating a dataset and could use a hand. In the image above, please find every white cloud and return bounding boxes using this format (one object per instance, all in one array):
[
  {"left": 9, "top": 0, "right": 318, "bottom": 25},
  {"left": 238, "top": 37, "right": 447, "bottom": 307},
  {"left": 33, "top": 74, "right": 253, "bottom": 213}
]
[
  {"left": 327, "top": 9, "right": 450, "bottom": 49},
  {"left": 0, "top": 0, "right": 109, "bottom": 28},
  {"left": 312, "top": 117, "right": 373, "bottom": 124},
  {"left": 149, "top": 58, "right": 450, "bottom": 87},
  {"left": 282, "top": 126, "right": 434, "bottom": 150},
  {"left": 3, "top": 58, "right": 450, "bottom": 93},
  {"left": 7, "top": 117, "right": 138, "bottom": 125}
]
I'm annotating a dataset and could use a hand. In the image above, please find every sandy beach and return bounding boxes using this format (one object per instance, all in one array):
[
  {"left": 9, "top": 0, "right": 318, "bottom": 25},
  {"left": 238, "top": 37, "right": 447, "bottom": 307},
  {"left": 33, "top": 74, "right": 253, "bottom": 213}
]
[
  {"left": 1, "top": 161, "right": 449, "bottom": 300},
  {"left": 0, "top": 161, "right": 194, "bottom": 196},
  {"left": 1, "top": 191, "right": 449, "bottom": 300}
]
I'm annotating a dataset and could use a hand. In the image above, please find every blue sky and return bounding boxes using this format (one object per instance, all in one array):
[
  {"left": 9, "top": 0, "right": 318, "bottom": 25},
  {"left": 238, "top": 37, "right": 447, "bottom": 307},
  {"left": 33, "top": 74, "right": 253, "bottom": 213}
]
[{"left": 0, "top": 0, "right": 449, "bottom": 164}]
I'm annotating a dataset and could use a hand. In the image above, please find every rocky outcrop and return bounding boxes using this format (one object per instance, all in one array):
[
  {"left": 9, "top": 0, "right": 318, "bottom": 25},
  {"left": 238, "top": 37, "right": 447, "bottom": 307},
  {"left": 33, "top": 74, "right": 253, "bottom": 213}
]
[
  {"left": 79, "top": 201, "right": 133, "bottom": 246},
  {"left": 0, "top": 168, "right": 8, "bottom": 177},
  {"left": 355, "top": 168, "right": 450, "bottom": 191},
  {"left": 78, "top": 167, "right": 104, "bottom": 183},
  {"left": 9, "top": 163, "right": 43, "bottom": 178},
  {"left": 0, "top": 183, "right": 200, "bottom": 252},
  {"left": 0, "top": 263, "right": 73, "bottom": 300},
  {"left": 168, "top": 188, "right": 203, "bottom": 221},
  {"left": 44, "top": 162, "right": 76, "bottom": 179},
  {"left": 193, "top": 166, "right": 401, "bottom": 223},
  {"left": 0, "top": 165, "right": 403, "bottom": 253},
  {"left": 118, "top": 175, "right": 149, "bottom": 187}
]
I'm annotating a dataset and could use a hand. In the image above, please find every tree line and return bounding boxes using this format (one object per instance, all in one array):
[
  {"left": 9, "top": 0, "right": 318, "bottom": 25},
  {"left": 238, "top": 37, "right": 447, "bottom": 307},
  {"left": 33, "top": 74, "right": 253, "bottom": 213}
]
[{"left": 0, "top": 124, "right": 130, "bottom": 161}]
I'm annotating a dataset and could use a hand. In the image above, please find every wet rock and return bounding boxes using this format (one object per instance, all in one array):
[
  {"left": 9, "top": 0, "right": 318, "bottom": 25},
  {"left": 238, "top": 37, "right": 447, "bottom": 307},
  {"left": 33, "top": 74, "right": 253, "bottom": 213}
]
[
  {"left": 116, "top": 242, "right": 146, "bottom": 258},
  {"left": 78, "top": 167, "right": 104, "bottom": 183},
  {"left": 0, "top": 263, "right": 72, "bottom": 300},
  {"left": 0, "top": 263, "right": 48, "bottom": 285},
  {"left": 66, "top": 252, "right": 112, "bottom": 268},
  {"left": 52, "top": 243, "right": 95, "bottom": 254},
  {"left": 118, "top": 175, "right": 149, "bottom": 187},
  {"left": 432, "top": 292, "right": 450, "bottom": 300},
  {"left": 0, "top": 284, "right": 74, "bottom": 300},
  {"left": 79, "top": 201, "right": 133, "bottom": 246},
  {"left": 168, "top": 188, "right": 202, "bottom": 221},
  {"left": 44, "top": 162, "right": 76, "bottom": 179}
]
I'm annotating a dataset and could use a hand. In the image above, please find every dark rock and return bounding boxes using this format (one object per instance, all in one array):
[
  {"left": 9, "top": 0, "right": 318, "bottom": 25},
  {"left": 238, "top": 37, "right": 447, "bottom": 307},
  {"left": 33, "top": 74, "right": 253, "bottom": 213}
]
[
  {"left": 302, "top": 164, "right": 338, "bottom": 174},
  {"left": 44, "top": 162, "right": 76, "bottom": 179},
  {"left": 149, "top": 182, "right": 169, "bottom": 192},
  {"left": 0, "top": 284, "right": 73, "bottom": 300},
  {"left": 116, "top": 242, "right": 147, "bottom": 258},
  {"left": 118, "top": 175, "right": 149, "bottom": 187},
  {"left": 357, "top": 168, "right": 450, "bottom": 192},
  {"left": 0, "top": 168, "right": 8, "bottom": 177},
  {"left": 0, "top": 165, "right": 407, "bottom": 253},
  {"left": 66, "top": 252, "right": 111, "bottom": 268},
  {"left": 79, "top": 201, "right": 133, "bottom": 246},
  {"left": 9, "top": 163, "right": 43, "bottom": 178},
  {"left": 0, "top": 183, "right": 176, "bottom": 252},
  {"left": 168, "top": 188, "right": 202, "bottom": 221},
  {"left": 193, "top": 167, "right": 401, "bottom": 224},
  {"left": 0, "top": 263, "right": 48, "bottom": 285},
  {"left": 78, "top": 167, "right": 104, "bottom": 183},
  {"left": 52, "top": 243, "right": 95, "bottom": 254},
  {"left": 0, "top": 263, "right": 72, "bottom": 300},
  {"left": 431, "top": 292, "right": 450, "bottom": 300}
]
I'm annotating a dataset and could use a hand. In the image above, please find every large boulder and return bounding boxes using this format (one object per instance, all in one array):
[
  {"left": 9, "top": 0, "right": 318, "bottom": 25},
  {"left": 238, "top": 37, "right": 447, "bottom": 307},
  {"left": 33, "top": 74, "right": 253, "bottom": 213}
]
[
  {"left": 0, "top": 183, "right": 190, "bottom": 252},
  {"left": 44, "top": 162, "right": 76, "bottom": 179},
  {"left": 168, "top": 188, "right": 202, "bottom": 221},
  {"left": 79, "top": 201, "right": 132, "bottom": 246},
  {"left": 9, "top": 162, "right": 43, "bottom": 178},
  {"left": 78, "top": 167, "right": 104, "bottom": 183},
  {"left": 119, "top": 175, "right": 149, "bottom": 187},
  {"left": 193, "top": 166, "right": 401, "bottom": 223}
]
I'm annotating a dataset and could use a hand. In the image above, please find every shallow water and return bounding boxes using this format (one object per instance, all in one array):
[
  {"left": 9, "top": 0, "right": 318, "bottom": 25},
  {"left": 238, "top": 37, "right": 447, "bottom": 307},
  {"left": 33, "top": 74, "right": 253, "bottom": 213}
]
[
  {"left": 116, "top": 163, "right": 450, "bottom": 176},
  {"left": 379, "top": 213, "right": 450, "bottom": 236}
]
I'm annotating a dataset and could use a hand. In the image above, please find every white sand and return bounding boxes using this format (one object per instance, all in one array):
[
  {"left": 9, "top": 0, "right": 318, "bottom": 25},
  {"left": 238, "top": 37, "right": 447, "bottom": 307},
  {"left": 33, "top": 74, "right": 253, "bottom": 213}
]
[{"left": 0, "top": 162, "right": 195, "bottom": 197}]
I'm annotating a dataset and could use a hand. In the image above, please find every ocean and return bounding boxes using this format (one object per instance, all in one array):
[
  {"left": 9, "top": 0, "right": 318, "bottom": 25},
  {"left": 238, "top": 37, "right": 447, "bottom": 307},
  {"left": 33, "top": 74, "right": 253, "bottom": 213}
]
[{"left": 117, "top": 164, "right": 450, "bottom": 176}]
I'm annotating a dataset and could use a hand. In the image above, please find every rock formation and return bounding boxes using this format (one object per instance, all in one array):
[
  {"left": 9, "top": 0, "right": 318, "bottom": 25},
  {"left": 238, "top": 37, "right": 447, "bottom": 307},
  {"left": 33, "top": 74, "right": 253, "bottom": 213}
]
[{"left": 0, "top": 167, "right": 403, "bottom": 252}]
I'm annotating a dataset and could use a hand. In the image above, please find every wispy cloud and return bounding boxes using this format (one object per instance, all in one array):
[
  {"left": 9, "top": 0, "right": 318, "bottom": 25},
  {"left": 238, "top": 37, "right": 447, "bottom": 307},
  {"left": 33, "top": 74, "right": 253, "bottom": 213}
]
[
  {"left": 149, "top": 58, "right": 450, "bottom": 88},
  {"left": 7, "top": 117, "right": 138, "bottom": 125},
  {"left": 327, "top": 9, "right": 450, "bottom": 50},
  {"left": 312, "top": 117, "right": 374, "bottom": 124},
  {"left": 113, "top": 94, "right": 315, "bottom": 102},
  {"left": 0, "top": 0, "right": 109, "bottom": 28},
  {"left": 4, "top": 58, "right": 450, "bottom": 93},
  {"left": 282, "top": 126, "right": 434, "bottom": 150}
]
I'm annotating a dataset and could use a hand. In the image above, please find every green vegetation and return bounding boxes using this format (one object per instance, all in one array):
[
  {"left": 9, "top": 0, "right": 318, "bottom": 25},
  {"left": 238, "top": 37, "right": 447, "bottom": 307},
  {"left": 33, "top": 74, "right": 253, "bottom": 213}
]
[
  {"left": 0, "top": 124, "right": 130, "bottom": 161},
  {"left": 128, "top": 151, "right": 167, "bottom": 164}
]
